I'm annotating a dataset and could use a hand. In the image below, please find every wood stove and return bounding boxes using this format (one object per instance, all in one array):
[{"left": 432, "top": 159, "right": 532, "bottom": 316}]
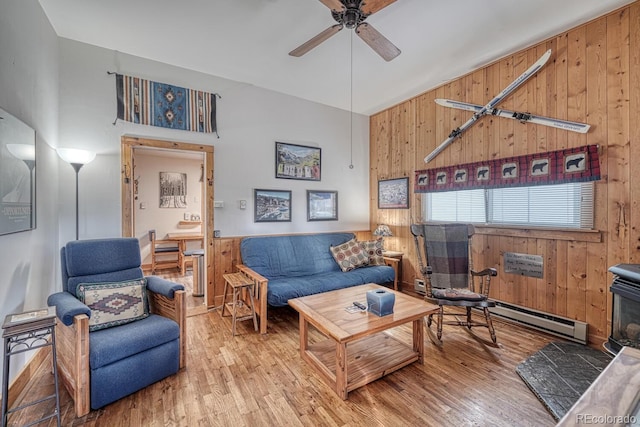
[{"left": 606, "top": 264, "right": 640, "bottom": 354}]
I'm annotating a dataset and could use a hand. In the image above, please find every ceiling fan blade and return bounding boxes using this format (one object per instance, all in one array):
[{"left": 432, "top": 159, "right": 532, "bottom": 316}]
[
  {"left": 319, "top": 0, "right": 345, "bottom": 12},
  {"left": 355, "top": 22, "right": 401, "bottom": 61},
  {"left": 289, "top": 24, "right": 344, "bottom": 57},
  {"left": 361, "top": 0, "right": 397, "bottom": 15}
]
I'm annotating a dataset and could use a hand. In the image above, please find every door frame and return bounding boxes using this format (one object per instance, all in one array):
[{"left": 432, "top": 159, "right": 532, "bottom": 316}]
[{"left": 121, "top": 136, "right": 215, "bottom": 307}]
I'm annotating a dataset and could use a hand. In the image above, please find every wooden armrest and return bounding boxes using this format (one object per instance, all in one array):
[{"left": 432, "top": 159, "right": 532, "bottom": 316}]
[
  {"left": 236, "top": 264, "right": 269, "bottom": 334},
  {"left": 382, "top": 257, "right": 400, "bottom": 291},
  {"left": 471, "top": 268, "right": 498, "bottom": 277},
  {"left": 149, "top": 289, "right": 186, "bottom": 369},
  {"left": 56, "top": 314, "right": 90, "bottom": 417}
]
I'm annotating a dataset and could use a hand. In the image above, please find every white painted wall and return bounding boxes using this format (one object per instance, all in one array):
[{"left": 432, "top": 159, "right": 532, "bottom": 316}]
[
  {"left": 0, "top": 0, "right": 60, "bottom": 387},
  {"left": 57, "top": 39, "right": 370, "bottom": 241}
]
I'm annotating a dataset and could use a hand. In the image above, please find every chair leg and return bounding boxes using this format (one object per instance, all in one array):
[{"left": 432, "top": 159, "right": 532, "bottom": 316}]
[
  {"left": 437, "top": 306, "right": 444, "bottom": 341},
  {"left": 424, "top": 312, "right": 443, "bottom": 347},
  {"left": 466, "top": 307, "right": 473, "bottom": 328},
  {"left": 484, "top": 307, "right": 497, "bottom": 344}
]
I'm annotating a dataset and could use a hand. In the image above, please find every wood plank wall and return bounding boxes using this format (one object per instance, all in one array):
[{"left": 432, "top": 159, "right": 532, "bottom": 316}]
[{"left": 369, "top": 2, "right": 640, "bottom": 345}]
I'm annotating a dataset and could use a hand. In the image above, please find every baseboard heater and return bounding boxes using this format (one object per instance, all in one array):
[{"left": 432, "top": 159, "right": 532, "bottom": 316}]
[{"left": 486, "top": 301, "right": 588, "bottom": 344}]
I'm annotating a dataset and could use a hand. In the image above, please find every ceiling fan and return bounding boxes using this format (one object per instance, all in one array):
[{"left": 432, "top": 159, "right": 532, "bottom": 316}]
[{"left": 289, "top": 0, "right": 401, "bottom": 61}]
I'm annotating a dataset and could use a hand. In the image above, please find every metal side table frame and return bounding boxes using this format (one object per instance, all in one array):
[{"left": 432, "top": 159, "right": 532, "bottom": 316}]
[{"left": 2, "top": 307, "right": 61, "bottom": 427}]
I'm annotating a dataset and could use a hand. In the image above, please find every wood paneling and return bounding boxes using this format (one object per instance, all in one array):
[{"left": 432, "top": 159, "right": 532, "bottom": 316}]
[{"left": 369, "top": 2, "right": 640, "bottom": 345}]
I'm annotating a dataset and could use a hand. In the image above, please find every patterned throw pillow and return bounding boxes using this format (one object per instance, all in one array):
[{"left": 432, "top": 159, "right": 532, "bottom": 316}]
[
  {"left": 76, "top": 278, "right": 149, "bottom": 331},
  {"left": 330, "top": 238, "right": 370, "bottom": 272},
  {"left": 360, "top": 238, "right": 386, "bottom": 266}
]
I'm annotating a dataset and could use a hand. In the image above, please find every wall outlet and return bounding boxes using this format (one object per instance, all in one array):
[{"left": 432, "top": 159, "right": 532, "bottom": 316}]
[
  {"left": 414, "top": 278, "right": 426, "bottom": 295},
  {"left": 239, "top": 200, "right": 247, "bottom": 210}
]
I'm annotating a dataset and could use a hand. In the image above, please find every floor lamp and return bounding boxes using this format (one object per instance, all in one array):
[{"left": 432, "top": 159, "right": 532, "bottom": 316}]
[{"left": 57, "top": 148, "right": 96, "bottom": 240}]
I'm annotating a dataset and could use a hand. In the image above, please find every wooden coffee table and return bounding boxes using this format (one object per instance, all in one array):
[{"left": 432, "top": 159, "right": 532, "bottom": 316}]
[{"left": 288, "top": 283, "right": 439, "bottom": 399}]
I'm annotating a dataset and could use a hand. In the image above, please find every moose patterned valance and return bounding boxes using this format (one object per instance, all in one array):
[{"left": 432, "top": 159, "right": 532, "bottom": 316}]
[
  {"left": 115, "top": 74, "right": 219, "bottom": 134},
  {"left": 414, "top": 145, "right": 600, "bottom": 193}
]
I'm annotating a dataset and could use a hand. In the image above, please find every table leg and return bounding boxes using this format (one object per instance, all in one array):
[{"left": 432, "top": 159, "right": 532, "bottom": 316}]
[
  {"left": 336, "top": 342, "right": 348, "bottom": 399},
  {"left": 413, "top": 318, "right": 424, "bottom": 364},
  {"left": 299, "top": 315, "right": 309, "bottom": 357},
  {"left": 221, "top": 281, "right": 229, "bottom": 316},
  {"left": 231, "top": 288, "right": 238, "bottom": 336}
]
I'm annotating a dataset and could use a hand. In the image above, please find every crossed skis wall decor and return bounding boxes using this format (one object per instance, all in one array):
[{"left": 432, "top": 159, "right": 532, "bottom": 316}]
[{"left": 424, "top": 49, "right": 591, "bottom": 163}]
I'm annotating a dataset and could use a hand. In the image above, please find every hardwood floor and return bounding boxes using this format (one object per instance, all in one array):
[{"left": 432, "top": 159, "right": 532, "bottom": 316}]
[{"left": 6, "top": 303, "right": 559, "bottom": 426}]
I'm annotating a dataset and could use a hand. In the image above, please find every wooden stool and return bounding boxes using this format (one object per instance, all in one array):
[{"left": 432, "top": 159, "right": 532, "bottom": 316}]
[{"left": 221, "top": 273, "right": 258, "bottom": 336}]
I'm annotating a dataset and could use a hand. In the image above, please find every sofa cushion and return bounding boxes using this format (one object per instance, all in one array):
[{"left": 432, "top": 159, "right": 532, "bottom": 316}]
[
  {"left": 267, "top": 265, "right": 396, "bottom": 306},
  {"left": 89, "top": 314, "right": 180, "bottom": 369},
  {"left": 76, "top": 278, "right": 149, "bottom": 331},
  {"left": 329, "top": 238, "right": 370, "bottom": 272},
  {"left": 360, "top": 238, "right": 386, "bottom": 266},
  {"left": 241, "top": 233, "right": 355, "bottom": 279}
]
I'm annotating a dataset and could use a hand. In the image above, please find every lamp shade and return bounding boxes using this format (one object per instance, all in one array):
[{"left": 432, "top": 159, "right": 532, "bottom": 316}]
[
  {"left": 6, "top": 143, "right": 35, "bottom": 161},
  {"left": 373, "top": 224, "right": 392, "bottom": 237},
  {"left": 56, "top": 148, "right": 96, "bottom": 165}
]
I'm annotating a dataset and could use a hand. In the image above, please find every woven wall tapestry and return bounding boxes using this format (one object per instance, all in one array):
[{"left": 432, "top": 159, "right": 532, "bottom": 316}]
[
  {"left": 414, "top": 145, "right": 600, "bottom": 193},
  {"left": 115, "top": 74, "right": 218, "bottom": 134}
]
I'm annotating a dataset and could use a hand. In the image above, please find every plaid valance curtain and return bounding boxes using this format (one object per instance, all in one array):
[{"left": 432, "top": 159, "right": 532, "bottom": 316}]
[
  {"left": 414, "top": 145, "right": 600, "bottom": 193},
  {"left": 115, "top": 74, "right": 218, "bottom": 135}
]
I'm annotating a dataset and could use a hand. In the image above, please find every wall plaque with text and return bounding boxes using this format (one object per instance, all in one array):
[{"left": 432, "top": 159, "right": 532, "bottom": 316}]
[{"left": 504, "top": 252, "right": 544, "bottom": 278}]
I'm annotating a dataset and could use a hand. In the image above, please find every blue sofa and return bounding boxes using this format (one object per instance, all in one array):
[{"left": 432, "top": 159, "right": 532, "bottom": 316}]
[
  {"left": 236, "top": 232, "right": 398, "bottom": 334},
  {"left": 47, "top": 238, "right": 186, "bottom": 416}
]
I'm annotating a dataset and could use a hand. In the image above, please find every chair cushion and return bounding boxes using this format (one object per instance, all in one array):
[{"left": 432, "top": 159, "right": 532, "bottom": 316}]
[
  {"left": 89, "top": 314, "right": 180, "bottom": 369},
  {"left": 77, "top": 278, "right": 149, "bottom": 331},
  {"left": 360, "top": 238, "right": 386, "bottom": 266},
  {"left": 432, "top": 288, "right": 486, "bottom": 301},
  {"left": 330, "top": 238, "right": 369, "bottom": 272}
]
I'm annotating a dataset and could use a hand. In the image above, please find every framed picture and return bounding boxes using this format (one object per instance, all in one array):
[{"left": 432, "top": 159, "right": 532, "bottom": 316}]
[
  {"left": 159, "top": 172, "right": 187, "bottom": 208},
  {"left": 254, "top": 189, "right": 292, "bottom": 222},
  {"left": 307, "top": 190, "right": 338, "bottom": 221},
  {"left": 378, "top": 177, "right": 409, "bottom": 209},
  {"left": 275, "top": 142, "right": 321, "bottom": 181},
  {"left": 0, "top": 107, "right": 36, "bottom": 235}
]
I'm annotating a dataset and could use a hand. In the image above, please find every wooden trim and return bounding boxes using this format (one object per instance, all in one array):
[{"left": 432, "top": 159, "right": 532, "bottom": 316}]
[
  {"left": 474, "top": 226, "right": 602, "bottom": 243},
  {"left": 121, "top": 136, "right": 214, "bottom": 305}
]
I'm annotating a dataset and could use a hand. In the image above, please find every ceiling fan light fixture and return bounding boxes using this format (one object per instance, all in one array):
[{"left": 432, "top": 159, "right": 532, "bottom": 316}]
[{"left": 344, "top": 9, "right": 361, "bottom": 29}]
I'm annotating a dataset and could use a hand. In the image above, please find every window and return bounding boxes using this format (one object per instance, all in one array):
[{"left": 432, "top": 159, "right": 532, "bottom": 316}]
[{"left": 424, "top": 182, "right": 594, "bottom": 229}]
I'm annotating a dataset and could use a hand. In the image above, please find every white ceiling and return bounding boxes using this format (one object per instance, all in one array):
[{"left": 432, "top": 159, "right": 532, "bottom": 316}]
[{"left": 38, "top": 0, "right": 634, "bottom": 115}]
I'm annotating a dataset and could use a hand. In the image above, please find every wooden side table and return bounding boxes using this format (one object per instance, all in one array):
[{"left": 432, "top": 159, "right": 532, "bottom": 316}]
[
  {"left": 2, "top": 307, "right": 61, "bottom": 427},
  {"left": 221, "top": 273, "right": 258, "bottom": 336}
]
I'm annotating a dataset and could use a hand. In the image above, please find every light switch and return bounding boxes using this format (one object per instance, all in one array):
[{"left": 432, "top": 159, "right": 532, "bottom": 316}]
[
  {"left": 214, "top": 200, "right": 224, "bottom": 208},
  {"left": 140, "top": 202, "right": 146, "bottom": 209}
]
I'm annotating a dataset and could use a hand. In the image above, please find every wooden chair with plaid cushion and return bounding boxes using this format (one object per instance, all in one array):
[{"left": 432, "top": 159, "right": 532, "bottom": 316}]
[{"left": 411, "top": 223, "right": 498, "bottom": 347}]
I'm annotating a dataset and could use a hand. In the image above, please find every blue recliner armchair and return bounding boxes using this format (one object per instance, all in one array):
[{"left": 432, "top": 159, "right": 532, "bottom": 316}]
[{"left": 47, "top": 238, "right": 186, "bottom": 416}]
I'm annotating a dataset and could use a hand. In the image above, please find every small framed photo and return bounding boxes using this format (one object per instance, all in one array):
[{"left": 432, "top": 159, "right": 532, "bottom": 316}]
[
  {"left": 307, "top": 190, "right": 338, "bottom": 221},
  {"left": 275, "top": 142, "right": 321, "bottom": 181},
  {"left": 378, "top": 177, "right": 409, "bottom": 209},
  {"left": 254, "top": 189, "right": 292, "bottom": 222}
]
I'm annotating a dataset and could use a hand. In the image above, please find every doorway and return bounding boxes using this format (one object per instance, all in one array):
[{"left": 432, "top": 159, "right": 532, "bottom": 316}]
[{"left": 120, "top": 136, "right": 214, "bottom": 316}]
